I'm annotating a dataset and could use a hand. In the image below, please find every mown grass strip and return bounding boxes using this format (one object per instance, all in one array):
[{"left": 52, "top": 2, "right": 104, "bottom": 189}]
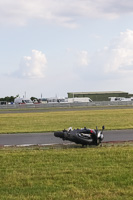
[
  {"left": 1, "top": 108, "right": 133, "bottom": 133},
  {"left": 0, "top": 146, "right": 133, "bottom": 200}
]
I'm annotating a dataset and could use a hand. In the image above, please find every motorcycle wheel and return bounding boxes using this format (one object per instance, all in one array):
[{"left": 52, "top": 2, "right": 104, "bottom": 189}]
[
  {"left": 54, "top": 131, "right": 64, "bottom": 138},
  {"left": 93, "top": 138, "right": 101, "bottom": 145}
]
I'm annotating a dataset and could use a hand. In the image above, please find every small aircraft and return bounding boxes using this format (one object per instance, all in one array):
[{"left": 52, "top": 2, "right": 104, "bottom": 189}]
[{"left": 54, "top": 126, "right": 104, "bottom": 146}]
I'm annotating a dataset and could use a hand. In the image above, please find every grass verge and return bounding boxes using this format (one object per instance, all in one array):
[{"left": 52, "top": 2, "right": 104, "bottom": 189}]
[
  {"left": 0, "top": 145, "right": 133, "bottom": 200},
  {"left": 1, "top": 108, "right": 133, "bottom": 133}
]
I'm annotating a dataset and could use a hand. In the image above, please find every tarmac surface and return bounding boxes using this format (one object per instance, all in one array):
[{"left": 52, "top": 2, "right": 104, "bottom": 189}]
[
  {"left": 1, "top": 104, "right": 133, "bottom": 114},
  {"left": 0, "top": 130, "right": 133, "bottom": 146},
  {"left": 0, "top": 105, "right": 133, "bottom": 146}
]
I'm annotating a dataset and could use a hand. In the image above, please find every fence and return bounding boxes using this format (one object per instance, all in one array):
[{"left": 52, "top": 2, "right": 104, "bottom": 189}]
[{"left": 0, "top": 101, "right": 133, "bottom": 109}]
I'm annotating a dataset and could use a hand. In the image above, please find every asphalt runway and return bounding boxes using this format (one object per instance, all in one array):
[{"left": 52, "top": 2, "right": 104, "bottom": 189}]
[{"left": 0, "top": 130, "right": 133, "bottom": 146}]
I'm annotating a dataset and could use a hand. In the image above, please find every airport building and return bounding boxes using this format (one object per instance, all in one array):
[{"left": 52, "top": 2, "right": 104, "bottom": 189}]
[{"left": 67, "top": 91, "right": 133, "bottom": 101}]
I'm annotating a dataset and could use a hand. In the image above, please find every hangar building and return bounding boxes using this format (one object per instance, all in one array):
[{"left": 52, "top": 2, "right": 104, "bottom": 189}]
[{"left": 67, "top": 91, "right": 133, "bottom": 101}]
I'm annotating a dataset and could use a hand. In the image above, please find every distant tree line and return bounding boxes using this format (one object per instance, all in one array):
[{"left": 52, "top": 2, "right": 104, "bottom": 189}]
[
  {"left": 30, "top": 97, "right": 38, "bottom": 101},
  {"left": 0, "top": 96, "right": 38, "bottom": 103},
  {"left": 0, "top": 96, "right": 16, "bottom": 103}
]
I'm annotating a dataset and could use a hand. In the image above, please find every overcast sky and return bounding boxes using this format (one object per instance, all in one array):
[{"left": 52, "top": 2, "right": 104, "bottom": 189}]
[{"left": 1, "top": 0, "right": 133, "bottom": 98}]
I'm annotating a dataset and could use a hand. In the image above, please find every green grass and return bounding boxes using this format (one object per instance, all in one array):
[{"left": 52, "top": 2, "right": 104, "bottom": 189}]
[
  {"left": 1, "top": 108, "right": 133, "bottom": 133},
  {"left": 1, "top": 108, "right": 133, "bottom": 199},
  {"left": 0, "top": 146, "right": 133, "bottom": 200}
]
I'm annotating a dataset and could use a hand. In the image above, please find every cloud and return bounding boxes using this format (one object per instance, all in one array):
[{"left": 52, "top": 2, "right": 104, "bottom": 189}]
[
  {"left": 1, "top": 0, "right": 133, "bottom": 27},
  {"left": 77, "top": 51, "right": 90, "bottom": 67},
  {"left": 73, "top": 29, "right": 133, "bottom": 81},
  {"left": 103, "top": 29, "right": 133, "bottom": 74},
  {"left": 14, "top": 49, "right": 47, "bottom": 78},
  {"left": 90, "top": 29, "right": 133, "bottom": 77}
]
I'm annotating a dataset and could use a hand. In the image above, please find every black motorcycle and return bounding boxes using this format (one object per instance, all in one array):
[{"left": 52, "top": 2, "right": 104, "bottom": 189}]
[{"left": 54, "top": 126, "right": 104, "bottom": 146}]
